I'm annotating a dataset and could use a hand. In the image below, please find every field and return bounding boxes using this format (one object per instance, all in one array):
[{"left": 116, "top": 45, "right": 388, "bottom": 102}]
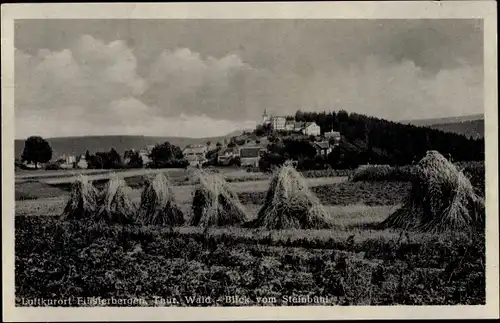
[{"left": 15, "top": 166, "right": 485, "bottom": 306}]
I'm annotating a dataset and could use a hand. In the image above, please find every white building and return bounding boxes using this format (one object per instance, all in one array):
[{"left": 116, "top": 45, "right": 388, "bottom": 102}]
[
  {"left": 271, "top": 116, "right": 286, "bottom": 131},
  {"left": 302, "top": 122, "right": 321, "bottom": 136},
  {"left": 285, "top": 120, "right": 295, "bottom": 131},
  {"left": 76, "top": 155, "right": 88, "bottom": 169},
  {"left": 139, "top": 151, "right": 150, "bottom": 165},
  {"left": 183, "top": 145, "right": 208, "bottom": 158},
  {"left": 58, "top": 154, "right": 76, "bottom": 164},
  {"left": 139, "top": 145, "right": 155, "bottom": 165}
]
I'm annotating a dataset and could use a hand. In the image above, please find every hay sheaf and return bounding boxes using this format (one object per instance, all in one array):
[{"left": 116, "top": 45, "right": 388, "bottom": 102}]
[
  {"left": 191, "top": 171, "right": 248, "bottom": 227},
  {"left": 60, "top": 175, "right": 100, "bottom": 221},
  {"left": 98, "top": 176, "right": 137, "bottom": 224},
  {"left": 380, "top": 150, "right": 485, "bottom": 233},
  {"left": 138, "top": 173, "right": 185, "bottom": 226},
  {"left": 251, "top": 164, "right": 332, "bottom": 229}
]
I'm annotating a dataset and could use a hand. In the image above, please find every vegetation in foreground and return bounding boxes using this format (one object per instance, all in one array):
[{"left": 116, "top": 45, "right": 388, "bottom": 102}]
[
  {"left": 15, "top": 153, "right": 487, "bottom": 306},
  {"left": 15, "top": 216, "right": 485, "bottom": 306},
  {"left": 238, "top": 181, "right": 411, "bottom": 206}
]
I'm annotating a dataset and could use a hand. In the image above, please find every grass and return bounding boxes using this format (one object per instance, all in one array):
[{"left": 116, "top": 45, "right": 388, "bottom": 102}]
[
  {"left": 15, "top": 215, "right": 485, "bottom": 306},
  {"left": 15, "top": 181, "right": 405, "bottom": 218},
  {"left": 15, "top": 174, "right": 349, "bottom": 201},
  {"left": 15, "top": 182, "right": 67, "bottom": 201},
  {"left": 238, "top": 181, "right": 410, "bottom": 206}
]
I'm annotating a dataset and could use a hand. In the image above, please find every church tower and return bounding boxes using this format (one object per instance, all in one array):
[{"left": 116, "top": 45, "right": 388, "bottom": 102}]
[{"left": 262, "top": 109, "right": 270, "bottom": 125}]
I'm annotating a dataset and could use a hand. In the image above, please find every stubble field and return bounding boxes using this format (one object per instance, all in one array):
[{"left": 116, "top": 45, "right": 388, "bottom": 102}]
[{"left": 14, "top": 168, "right": 485, "bottom": 306}]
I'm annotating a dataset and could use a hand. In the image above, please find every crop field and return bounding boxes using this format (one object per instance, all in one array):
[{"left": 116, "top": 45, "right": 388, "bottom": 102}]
[{"left": 15, "top": 162, "right": 485, "bottom": 306}]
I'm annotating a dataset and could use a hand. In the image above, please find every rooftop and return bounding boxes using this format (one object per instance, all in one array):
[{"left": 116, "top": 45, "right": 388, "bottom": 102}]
[
  {"left": 315, "top": 141, "right": 330, "bottom": 149},
  {"left": 183, "top": 146, "right": 207, "bottom": 154},
  {"left": 239, "top": 146, "right": 261, "bottom": 158},
  {"left": 325, "top": 131, "right": 341, "bottom": 137}
]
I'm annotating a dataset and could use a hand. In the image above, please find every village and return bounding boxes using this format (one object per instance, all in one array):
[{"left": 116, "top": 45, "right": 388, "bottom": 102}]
[{"left": 22, "top": 110, "right": 341, "bottom": 171}]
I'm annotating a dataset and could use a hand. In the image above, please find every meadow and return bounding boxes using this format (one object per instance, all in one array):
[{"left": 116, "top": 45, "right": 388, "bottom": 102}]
[{"left": 14, "top": 162, "right": 485, "bottom": 306}]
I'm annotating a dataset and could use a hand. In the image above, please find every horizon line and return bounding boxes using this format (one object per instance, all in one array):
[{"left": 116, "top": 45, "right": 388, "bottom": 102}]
[{"left": 14, "top": 112, "right": 484, "bottom": 141}]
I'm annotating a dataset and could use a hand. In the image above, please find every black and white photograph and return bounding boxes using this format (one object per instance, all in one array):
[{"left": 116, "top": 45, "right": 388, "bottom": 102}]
[{"left": 2, "top": 1, "right": 498, "bottom": 321}]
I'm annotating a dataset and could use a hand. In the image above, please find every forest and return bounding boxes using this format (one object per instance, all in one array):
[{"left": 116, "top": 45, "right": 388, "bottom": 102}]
[{"left": 257, "top": 110, "right": 484, "bottom": 170}]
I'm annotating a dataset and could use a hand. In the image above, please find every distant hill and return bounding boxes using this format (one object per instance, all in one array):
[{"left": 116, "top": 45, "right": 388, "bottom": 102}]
[
  {"left": 425, "top": 119, "right": 484, "bottom": 139},
  {"left": 401, "top": 114, "right": 483, "bottom": 126},
  {"left": 401, "top": 114, "right": 484, "bottom": 139},
  {"left": 14, "top": 134, "right": 233, "bottom": 159}
]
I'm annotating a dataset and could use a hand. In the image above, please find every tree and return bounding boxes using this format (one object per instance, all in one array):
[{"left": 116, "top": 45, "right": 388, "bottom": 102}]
[
  {"left": 124, "top": 150, "right": 143, "bottom": 168},
  {"left": 149, "top": 141, "right": 185, "bottom": 167},
  {"left": 109, "top": 148, "right": 122, "bottom": 167},
  {"left": 21, "top": 136, "right": 52, "bottom": 169},
  {"left": 255, "top": 123, "right": 273, "bottom": 137},
  {"left": 123, "top": 149, "right": 134, "bottom": 161}
]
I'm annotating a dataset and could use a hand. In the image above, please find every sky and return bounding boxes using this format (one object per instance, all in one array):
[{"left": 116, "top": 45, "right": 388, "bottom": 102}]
[{"left": 14, "top": 19, "right": 484, "bottom": 139}]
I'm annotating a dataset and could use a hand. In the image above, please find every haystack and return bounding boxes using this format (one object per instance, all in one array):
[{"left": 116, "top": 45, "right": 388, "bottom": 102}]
[
  {"left": 191, "top": 171, "right": 248, "bottom": 227},
  {"left": 138, "top": 173, "right": 184, "bottom": 226},
  {"left": 98, "top": 176, "right": 137, "bottom": 224},
  {"left": 60, "top": 175, "right": 100, "bottom": 221},
  {"left": 251, "top": 163, "right": 332, "bottom": 229},
  {"left": 380, "top": 150, "right": 484, "bottom": 233}
]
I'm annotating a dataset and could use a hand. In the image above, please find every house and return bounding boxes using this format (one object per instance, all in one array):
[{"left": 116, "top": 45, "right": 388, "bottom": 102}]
[
  {"left": 217, "top": 147, "right": 239, "bottom": 165},
  {"left": 314, "top": 141, "right": 333, "bottom": 156},
  {"left": 185, "top": 154, "right": 207, "bottom": 167},
  {"left": 22, "top": 161, "right": 46, "bottom": 169},
  {"left": 271, "top": 116, "right": 286, "bottom": 131},
  {"left": 182, "top": 145, "right": 209, "bottom": 167},
  {"left": 76, "top": 155, "right": 88, "bottom": 169},
  {"left": 325, "top": 131, "right": 341, "bottom": 146},
  {"left": 139, "top": 145, "right": 155, "bottom": 165},
  {"left": 303, "top": 122, "right": 321, "bottom": 136},
  {"left": 139, "top": 150, "right": 150, "bottom": 165},
  {"left": 57, "top": 154, "right": 76, "bottom": 165},
  {"left": 293, "top": 121, "right": 306, "bottom": 133},
  {"left": 239, "top": 146, "right": 262, "bottom": 167},
  {"left": 183, "top": 145, "right": 208, "bottom": 158},
  {"left": 56, "top": 154, "right": 76, "bottom": 169}
]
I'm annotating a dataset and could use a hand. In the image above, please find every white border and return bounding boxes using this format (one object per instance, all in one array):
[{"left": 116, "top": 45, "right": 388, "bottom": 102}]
[{"left": 2, "top": 1, "right": 498, "bottom": 321}]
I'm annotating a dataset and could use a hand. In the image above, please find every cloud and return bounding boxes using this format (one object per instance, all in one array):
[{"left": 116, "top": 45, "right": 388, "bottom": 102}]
[
  {"left": 15, "top": 32, "right": 483, "bottom": 139},
  {"left": 141, "top": 48, "right": 273, "bottom": 121},
  {"left": 15, "top": 38, "right": 260, "bottom": 138},
  {"left": 140, "top": 46, "right": 483, "bottom": 123},
  {"left": 15, "top": 99, "right": 256, "bottom": 139},
  {"left": 295, "top": 56, "right": 483, "bottom": 121}
]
